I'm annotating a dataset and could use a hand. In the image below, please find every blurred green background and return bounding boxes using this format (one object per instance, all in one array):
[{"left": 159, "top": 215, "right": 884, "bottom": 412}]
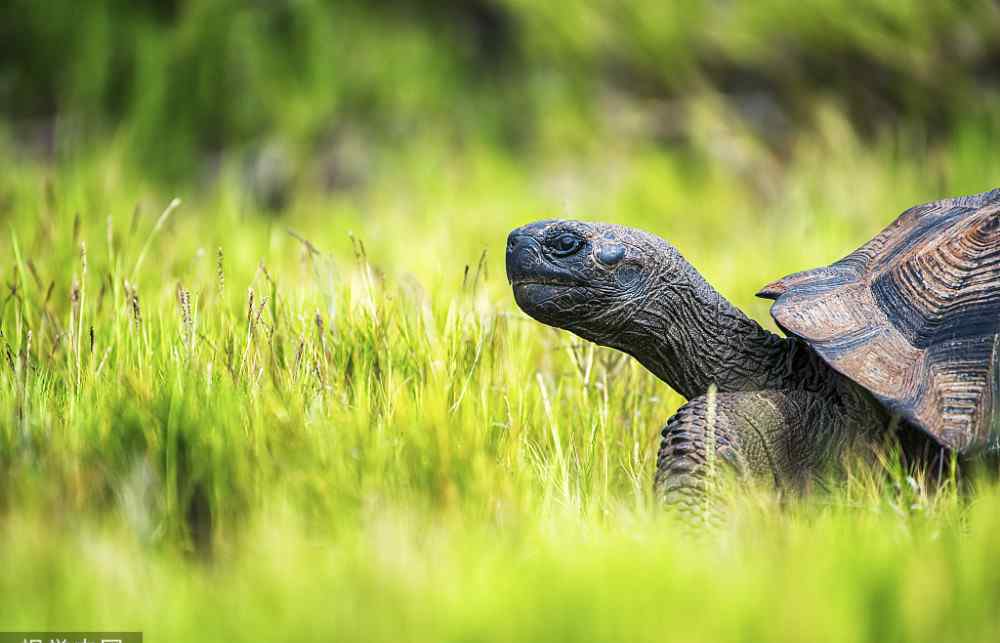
[
  {"left": 3, "top": 0, "right": 1000, "bottom": 187},
  {"left": 3, "top": 2, "right": 1000, "bottom": 642}
]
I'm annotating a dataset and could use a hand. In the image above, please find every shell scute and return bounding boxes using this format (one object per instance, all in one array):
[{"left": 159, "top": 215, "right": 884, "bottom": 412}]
[{"left": 762, "top": 189, "right": 1000, "bottom": 451}]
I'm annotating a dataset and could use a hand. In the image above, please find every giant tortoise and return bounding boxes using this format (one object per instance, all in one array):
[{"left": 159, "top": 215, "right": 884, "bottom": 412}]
[{"left": 506, "top": 189, "right": 1000, "bottom": 518}]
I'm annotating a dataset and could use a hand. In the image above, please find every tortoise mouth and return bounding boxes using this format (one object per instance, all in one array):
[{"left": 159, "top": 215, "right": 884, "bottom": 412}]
[
  {"left": 511, "top": 278, "right": 577, "bottom": 289},
  {"left": 511, "top": 279, "right": 580, "bottom": 315},
  {"left": 511, "top": 279, "right": 583, "bottom": 301}
]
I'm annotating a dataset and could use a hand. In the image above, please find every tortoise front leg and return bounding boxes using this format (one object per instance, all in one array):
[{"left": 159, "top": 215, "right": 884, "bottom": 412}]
[{"left": 655, "top": 389, "right": 855, "bottom": 523}]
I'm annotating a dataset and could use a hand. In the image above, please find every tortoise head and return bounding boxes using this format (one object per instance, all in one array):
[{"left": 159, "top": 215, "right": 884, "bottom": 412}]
[{"left": 506, "top": 220, "right": 671, "bottom": 345}]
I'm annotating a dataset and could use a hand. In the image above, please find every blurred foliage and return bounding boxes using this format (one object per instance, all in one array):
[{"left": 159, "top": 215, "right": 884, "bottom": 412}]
[
  {"left": 3, "top": 0, "right": 1000, "bottom": 183},
  {"left": 1, "top": 130, "right": 1000, "bottom": 639},
  {"left": 4, "top": 3, "right": 1000, "bottom": 640}
]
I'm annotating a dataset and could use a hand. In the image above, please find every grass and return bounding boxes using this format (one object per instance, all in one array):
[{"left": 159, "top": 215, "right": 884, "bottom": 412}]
[{"left": 1, "top": 119, "right": 1000, "bottom": 641}]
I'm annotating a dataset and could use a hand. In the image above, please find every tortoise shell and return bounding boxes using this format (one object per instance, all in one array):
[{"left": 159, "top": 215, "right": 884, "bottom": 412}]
[{"left": 757, "top": 189, "right": 1000, "bottom": 452}]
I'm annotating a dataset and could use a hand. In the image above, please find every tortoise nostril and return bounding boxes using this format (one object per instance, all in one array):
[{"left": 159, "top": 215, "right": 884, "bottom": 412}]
[
  {"left": 507, "top": 229, "right": 531, "bottom": 253},
  {"left": 506, "top": 230, "right": 540, "bottom": 283},
  {"left": 597, "top": 244, "right": 626, "bottom": 266},
  {"left": 506, "top": 234, "right": 522, "bottom": 259}
]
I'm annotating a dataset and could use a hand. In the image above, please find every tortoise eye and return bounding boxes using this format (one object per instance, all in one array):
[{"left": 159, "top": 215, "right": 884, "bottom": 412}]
[{"left": 550, "top": 233, "right": 583, "bottom": 257}]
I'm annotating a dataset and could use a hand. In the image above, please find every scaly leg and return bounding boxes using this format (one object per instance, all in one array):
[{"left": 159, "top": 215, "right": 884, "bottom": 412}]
[{"left": 655, "top": 389, "right": 871, "bottom": 523}]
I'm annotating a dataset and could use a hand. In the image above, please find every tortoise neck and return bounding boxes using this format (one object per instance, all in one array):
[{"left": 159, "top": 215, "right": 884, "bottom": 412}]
[{"left": 620, "top": 253, "right": 795, "bottom": 400}]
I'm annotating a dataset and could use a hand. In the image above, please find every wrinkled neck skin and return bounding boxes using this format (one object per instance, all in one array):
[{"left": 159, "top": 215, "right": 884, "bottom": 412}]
[{"left": 582, "top": 249, "right": 825, "bottom": 401}]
